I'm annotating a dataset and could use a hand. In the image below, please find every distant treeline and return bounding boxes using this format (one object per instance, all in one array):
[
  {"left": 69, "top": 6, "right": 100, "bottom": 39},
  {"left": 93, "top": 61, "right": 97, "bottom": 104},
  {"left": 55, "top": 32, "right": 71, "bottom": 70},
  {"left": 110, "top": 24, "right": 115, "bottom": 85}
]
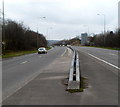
[
  {"left": 89, "top": 29, "right": 120, "bottom": 48},
  {"left": 53, "top": 29, "right": 120, "bottom": 49},
  {"left": 2, "top": 19, "right": 47, "bottom": 52},
  {"left": 53, "top": 37, "right": 80, "bottom": 46}
]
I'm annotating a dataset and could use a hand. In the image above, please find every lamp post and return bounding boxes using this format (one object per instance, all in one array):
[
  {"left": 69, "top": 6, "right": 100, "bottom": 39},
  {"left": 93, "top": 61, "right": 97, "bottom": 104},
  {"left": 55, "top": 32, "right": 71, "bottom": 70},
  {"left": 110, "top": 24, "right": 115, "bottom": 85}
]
[
  {"left": 46, "top": 27, "right": 52, "bottom": 40},
  {"left": 2, "top": 0, "right": 5, "bottom": 54},
  {"left": 97, "top": 14, "right": 106, "bottom": 46},
  {"left": 83, "top": 25, "right": 89, "bottom": 36},
  {"left": 37, "top": 17, "right": 46, "bottom": 49}
]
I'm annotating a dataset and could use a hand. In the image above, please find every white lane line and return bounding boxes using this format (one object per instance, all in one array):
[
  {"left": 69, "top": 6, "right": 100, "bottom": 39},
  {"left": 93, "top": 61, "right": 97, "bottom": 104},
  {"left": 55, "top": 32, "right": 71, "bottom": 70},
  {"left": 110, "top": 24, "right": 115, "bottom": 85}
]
[
  {"left": 2, "top": 69, "right": 42, "bottom": 103},
  {"left": 20, "top": 61, "right": 28, "bottom": 64},
  {"left": 88, "top": 53, "right": 120, "bottom": 70},
  {"left": 109, "top": 53, "right": 117, "bottom": 56},
  {"left": 61, "top": 48, "right": 67, "bottom": 56}
]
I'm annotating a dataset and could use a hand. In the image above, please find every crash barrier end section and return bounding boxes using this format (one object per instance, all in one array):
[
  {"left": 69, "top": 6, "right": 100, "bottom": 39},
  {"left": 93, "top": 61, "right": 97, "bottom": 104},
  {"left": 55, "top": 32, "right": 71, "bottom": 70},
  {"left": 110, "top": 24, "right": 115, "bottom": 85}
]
[
  {"left": 67, "top": 81, "right": 80, "bottom": 90},
  {"left": 67, "top": 50, "right": 80, "bottom": 90}
]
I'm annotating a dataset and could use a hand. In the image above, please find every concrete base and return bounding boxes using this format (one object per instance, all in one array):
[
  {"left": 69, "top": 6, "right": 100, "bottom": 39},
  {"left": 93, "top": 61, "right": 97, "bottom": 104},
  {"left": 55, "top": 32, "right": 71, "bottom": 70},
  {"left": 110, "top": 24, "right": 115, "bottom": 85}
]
[{"left": 67, "top": 81, "right": 80, "bottom": 90}]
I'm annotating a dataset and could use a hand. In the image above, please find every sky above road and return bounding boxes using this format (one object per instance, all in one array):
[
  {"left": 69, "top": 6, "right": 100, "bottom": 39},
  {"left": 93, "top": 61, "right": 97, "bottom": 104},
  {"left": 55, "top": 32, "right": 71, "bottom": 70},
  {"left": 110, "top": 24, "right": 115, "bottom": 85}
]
[{"left": 0, "top": 0, "right": 120, "bottom": 40}]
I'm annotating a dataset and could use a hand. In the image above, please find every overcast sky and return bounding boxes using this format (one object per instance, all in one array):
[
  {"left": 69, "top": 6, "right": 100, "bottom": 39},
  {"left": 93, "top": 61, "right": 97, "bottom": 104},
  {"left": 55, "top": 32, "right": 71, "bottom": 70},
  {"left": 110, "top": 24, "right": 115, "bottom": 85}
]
[{"left": 1, "top": 0, "right": 120, "bottom": 40}]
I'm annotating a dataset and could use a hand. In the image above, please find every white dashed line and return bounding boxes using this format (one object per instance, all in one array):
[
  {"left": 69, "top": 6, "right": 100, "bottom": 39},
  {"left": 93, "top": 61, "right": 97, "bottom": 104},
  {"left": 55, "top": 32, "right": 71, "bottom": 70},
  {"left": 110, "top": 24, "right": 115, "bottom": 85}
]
[
  {"left": 20, "top": 61, "right": 28, "bottom": 64},
  {"left": 88, "top": 53, "right": 120, "bottom": 70},
  {"left": 109, "top": 53, "right": 117, "bottom": 56}
]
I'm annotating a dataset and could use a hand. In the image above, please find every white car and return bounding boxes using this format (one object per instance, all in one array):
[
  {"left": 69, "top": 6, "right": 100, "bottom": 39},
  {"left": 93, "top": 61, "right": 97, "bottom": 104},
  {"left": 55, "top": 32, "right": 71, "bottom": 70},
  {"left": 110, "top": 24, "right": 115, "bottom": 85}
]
[{"left": 38, "top": 47, "right": 47, "bottom": 54}]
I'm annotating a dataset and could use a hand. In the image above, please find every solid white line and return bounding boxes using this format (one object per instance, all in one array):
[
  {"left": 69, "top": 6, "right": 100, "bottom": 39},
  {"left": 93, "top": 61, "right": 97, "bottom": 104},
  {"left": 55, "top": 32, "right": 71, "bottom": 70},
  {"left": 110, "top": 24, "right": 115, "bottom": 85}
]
[
  {"left": 88, "top": 53, "right": 120, "bottom": 70},
  {"left": 20, "top": 61, "right": 28, "bottom": 64}
]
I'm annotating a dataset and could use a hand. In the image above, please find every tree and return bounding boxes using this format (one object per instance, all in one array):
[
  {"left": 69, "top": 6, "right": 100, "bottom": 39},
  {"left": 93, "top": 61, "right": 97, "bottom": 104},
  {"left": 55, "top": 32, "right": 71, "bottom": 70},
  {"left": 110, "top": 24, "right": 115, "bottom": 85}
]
[{"left": 3, "top": 19, "right": 47, "bottom": 52}]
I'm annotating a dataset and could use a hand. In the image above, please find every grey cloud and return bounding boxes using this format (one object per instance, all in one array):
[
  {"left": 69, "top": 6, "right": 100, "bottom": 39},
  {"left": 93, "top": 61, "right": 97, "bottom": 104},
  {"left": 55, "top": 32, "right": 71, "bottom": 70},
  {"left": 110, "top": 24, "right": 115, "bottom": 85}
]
[{"left": 3, "top": 0, "right": 120, "bottom": 40}]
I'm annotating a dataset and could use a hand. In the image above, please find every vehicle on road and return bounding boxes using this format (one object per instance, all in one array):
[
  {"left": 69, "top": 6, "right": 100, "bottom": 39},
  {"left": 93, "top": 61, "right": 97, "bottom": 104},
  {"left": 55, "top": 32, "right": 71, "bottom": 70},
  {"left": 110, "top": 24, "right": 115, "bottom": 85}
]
[{"left": 38, "top": 47, "right": 47, "bottom": 54}]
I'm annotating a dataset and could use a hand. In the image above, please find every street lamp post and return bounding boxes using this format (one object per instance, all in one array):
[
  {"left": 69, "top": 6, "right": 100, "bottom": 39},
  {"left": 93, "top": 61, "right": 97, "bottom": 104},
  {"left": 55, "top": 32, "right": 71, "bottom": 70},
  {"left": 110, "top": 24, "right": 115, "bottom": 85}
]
[
  {"left": 97, "top": 14, "right": 106, "bottom": 47},
  {"left": 37, "top": 17, "right": 46, "bottom": 49},
  {"left": 37, "top": 28, "right": 38, "bottom": 49},
  {"left": 46, "top": 27, "right": 52, "bottom": 40},
  {"left": 83, "top": 25, "right": 89, "bottom": 36},
  {"left": 2, "top": 0, "right": 5, "bottom": 54}
]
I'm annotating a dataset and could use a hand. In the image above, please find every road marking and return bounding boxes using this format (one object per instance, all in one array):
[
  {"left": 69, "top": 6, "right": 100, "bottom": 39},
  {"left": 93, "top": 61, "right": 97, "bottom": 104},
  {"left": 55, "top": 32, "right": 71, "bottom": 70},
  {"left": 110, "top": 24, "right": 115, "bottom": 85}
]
[
  {"left": 61, "top": 48, "right": 67, "bottom": 56},
  {"left": 88, "top": 53, "right": 120, "bottom": 70},
  {"left": 20, "top": 61, "right": 28, "bottom": 64},
  {"left": 2, "top": 68, "right": 43, "bottom": 103},
  {"left": 109, "top": 53, "right": 117, "bottom": 56}
]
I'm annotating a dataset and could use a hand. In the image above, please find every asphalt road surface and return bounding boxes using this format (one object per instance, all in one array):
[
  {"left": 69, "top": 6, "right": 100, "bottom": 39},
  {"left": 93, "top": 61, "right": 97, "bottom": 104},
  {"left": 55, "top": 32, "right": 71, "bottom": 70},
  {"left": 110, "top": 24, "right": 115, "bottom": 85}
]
[
  {"left": 2, "top": 46, "right": 119, "bottom": 106},
  {"left": 73, "top": 46, "right": 118, "bottom": 105},
  {"left": 2, "top": 47, "right": 66, "bottom": 100},
  {"left": 74, "top": 46, "right": 119, "bottom": 68}
]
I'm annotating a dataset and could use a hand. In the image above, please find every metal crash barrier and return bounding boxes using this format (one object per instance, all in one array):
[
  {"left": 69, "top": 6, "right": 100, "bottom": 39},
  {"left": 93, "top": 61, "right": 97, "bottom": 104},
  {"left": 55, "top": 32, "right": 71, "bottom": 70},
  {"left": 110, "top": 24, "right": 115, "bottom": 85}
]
[{"left": 67, "top": 50, "right": 80, "bottom": 90}]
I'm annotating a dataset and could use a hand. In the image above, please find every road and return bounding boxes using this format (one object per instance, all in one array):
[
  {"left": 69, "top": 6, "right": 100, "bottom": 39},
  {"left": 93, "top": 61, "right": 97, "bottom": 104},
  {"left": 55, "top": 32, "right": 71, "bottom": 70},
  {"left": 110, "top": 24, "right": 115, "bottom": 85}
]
[
  {"left": 2, "top": 46, "right": 119, "bottom": 106},
  {"left": 2, "top": 47, "right": 66, "bottom": 100},
  {"left": 73, "top": 46, "right": 118, "bottom": 105},
  {"left": 73, "top": 46, "right": 119, "bottom": 75},
  {"left": 73, "top": 46, "right": 118, "bottom": 67}
]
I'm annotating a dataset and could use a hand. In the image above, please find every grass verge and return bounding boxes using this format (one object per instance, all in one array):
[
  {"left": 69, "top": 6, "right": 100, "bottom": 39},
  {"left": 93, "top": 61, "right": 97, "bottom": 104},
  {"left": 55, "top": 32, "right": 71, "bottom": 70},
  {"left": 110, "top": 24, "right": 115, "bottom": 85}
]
[
  {"left": 46, "top": 46, "right": 52, "bottom": 50},
  {"left": 67, "top": 88, "right": 83, "bottom": 93},
  {"left": 2, "top": 47, "right": 52, "bottom": 58},
  {"left": 2, "top": 50, "right": 37, "bottom": 58},
  {"left": 82, "top": 46, "right": 120, "bottom": 51}
]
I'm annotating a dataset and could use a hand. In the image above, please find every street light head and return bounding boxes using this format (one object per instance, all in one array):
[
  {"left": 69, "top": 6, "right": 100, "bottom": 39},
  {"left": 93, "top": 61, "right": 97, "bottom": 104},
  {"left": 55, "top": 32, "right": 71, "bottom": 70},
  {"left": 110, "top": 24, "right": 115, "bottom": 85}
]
[
  {"left": 97, "top": 14, "right": 105, "bottom": 16},
  {"left": 38, "top": 17, "right": 46, "bottom": 19}
]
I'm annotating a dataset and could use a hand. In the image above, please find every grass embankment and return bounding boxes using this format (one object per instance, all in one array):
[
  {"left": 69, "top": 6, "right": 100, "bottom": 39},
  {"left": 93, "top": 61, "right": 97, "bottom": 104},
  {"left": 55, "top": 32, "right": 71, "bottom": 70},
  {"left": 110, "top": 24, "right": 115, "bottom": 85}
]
[
  {"left": 81, "top": 46, "right": 120, "bottom": 51},
  {"left": 2, "top": 50, "right": 37, "bottom": 58},
  {"left": 46, "top": 47, "right": 51, "bottom": 50},
  {"left": 2, "top": 47, "right": 52, "bottom": 58}
]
